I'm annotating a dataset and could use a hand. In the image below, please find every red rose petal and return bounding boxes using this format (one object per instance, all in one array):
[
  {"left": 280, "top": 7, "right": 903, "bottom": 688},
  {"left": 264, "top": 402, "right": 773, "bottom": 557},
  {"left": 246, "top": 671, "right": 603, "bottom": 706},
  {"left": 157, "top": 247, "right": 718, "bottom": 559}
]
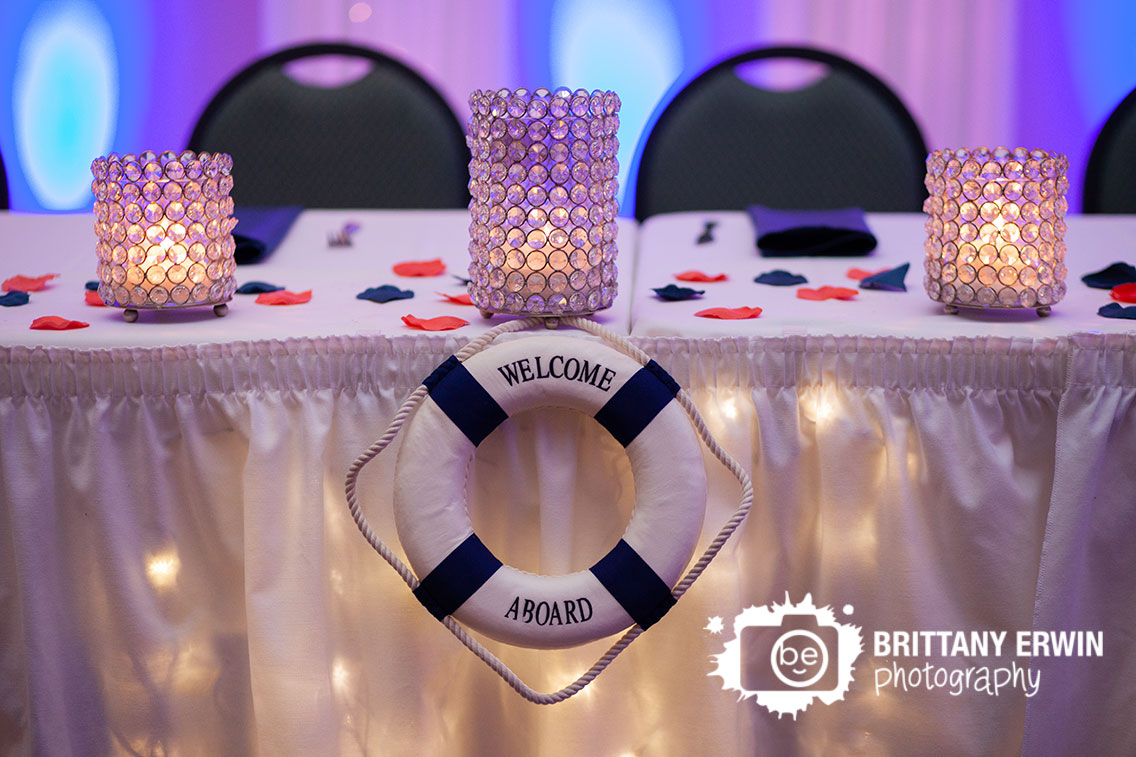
[
  {"left": 255, "top": 289, "right": 312, "bottom": 305},
  {"left": 393, "top": 259, "right": 446, "bottom": 277},
  {"left": 437, "top": 291, "right": 473, "bottom": 305},
  {"left": 4, "top": 273, "right": 59, "bottom": 292},
  {"left": 30, "top": 315, "right": 89, "bottom": 330},
  {"left": 401, "top": 314, "right": 469, "bottom": 331},
  {"left": 676, "top": 270, "right": 728, "bottom": 282},
  {"left": 84, "top": 291, "right": 106, "bottom": 306},
  {"left": 694, "top": 306, "right": 763, "bottom": 320},
  {"left": 846, "top": 267, "right": 890, "bottom": 281},
  {"left": 824, "top": 286, "right": 860, "bottom": 300},
  {"left": 1110, "top": 282, "right": 1136, "bottom": 303},
  {"left": 798, "top": 286, "right": 859, "bottom": 301}
]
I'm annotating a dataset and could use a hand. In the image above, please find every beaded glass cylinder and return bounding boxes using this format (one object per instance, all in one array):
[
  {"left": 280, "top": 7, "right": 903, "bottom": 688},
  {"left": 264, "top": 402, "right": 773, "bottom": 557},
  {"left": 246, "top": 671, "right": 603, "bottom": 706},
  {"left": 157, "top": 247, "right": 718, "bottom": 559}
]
[
  {"left": 92, "top": 150, "right": 237, "bottom": 319},
  {"left": 923, "top": 147, "right": 1069, "bottom": 314},
  {"left": 466, "top": 87, "right": 621, "bottom": 318}
]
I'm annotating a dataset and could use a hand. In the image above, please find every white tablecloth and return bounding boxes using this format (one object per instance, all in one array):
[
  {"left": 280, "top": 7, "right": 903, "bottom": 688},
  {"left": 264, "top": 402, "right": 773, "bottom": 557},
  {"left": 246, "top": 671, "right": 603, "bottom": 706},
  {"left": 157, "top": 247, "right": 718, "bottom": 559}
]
[
  {"left": 631, "top": 211, "right": 1136, "bottom": 338},
  {"left": 1, "top": 210, "right": 1133, "bottom": 755},
  {"left": 0, "top": 209, "right": 634, "bottom": 348}
]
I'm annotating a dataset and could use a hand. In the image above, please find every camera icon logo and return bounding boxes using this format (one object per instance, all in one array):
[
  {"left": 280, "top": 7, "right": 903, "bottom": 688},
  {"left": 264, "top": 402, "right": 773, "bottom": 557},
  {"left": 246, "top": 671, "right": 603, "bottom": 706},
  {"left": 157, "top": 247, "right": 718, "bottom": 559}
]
[
  {"left": 745, "top": 613, "right": 841, "bottom": 693},
  {"left": 709, "top": 594, "right": 863, "bottom": 718},
  {"left": 772, "top": 629, "right": 827, "bottom": 687}
]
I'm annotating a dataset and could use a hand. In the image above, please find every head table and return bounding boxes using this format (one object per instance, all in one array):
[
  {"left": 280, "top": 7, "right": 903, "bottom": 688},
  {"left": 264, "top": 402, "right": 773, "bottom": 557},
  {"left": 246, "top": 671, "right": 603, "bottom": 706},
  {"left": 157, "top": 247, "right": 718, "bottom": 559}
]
[{"left": 1, "top": 209, "right": 1132, "bottom": 755}]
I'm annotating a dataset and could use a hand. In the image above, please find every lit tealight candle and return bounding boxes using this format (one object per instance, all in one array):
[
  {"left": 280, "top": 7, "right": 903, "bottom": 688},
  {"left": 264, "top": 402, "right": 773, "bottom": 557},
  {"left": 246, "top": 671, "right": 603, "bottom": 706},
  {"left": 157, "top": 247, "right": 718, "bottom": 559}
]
[
  {"left": 923, "top": 147, "right": 1068, "bottom": 315},
  {"left": 467, "top": 87, "right": 621, "bottom": 321},
  {"left": 92, "top": 150, "right": 238, "bottom": 321}
]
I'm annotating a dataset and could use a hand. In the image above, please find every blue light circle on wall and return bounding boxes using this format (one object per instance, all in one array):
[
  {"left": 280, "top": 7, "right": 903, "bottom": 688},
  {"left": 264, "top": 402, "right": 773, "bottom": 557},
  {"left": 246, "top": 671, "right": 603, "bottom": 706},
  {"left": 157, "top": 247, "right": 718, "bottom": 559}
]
[
  {"left": 1064, "top": 0, "right": 1136, "bottom": 128},
  {"left": 549, "top": 0, "right": 682, "bottom": 212},
  {"left": 13, "top": 1, "right": 117, "bottom": 210}
]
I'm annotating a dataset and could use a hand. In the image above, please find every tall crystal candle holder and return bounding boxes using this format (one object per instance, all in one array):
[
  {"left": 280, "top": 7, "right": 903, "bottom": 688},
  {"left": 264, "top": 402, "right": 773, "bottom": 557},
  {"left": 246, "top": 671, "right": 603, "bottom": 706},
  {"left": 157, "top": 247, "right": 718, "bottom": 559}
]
[
  {"left": 92, "top": 150, "right": 238, "bottom": 322},
  {"left": 923, "top": 147, "right": 1068, "bottom": 316},
  {"left": 466, "top": 88, "right": 620, "bottom": 325}
]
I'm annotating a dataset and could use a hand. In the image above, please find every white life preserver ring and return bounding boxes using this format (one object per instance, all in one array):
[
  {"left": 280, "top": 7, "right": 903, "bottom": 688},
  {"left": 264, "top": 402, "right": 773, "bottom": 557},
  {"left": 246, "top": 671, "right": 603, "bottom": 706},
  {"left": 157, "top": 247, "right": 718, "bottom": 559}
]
[{"left": 393, "top": 335, "right": 707, "bottom": 649}]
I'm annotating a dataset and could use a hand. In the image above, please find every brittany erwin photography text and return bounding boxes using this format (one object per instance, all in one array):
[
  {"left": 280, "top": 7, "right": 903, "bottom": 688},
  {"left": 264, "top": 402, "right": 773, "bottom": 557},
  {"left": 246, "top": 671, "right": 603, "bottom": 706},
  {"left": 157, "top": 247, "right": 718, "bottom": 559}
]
[{"left": 872, "top": 630, "right": 1104, "bottom": 698}]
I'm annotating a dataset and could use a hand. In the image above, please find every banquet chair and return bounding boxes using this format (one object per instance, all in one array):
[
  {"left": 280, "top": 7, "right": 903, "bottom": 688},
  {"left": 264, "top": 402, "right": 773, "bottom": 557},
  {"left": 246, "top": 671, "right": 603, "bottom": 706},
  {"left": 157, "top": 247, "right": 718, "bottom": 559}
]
[
  {"left": 0, "top": 147, "right": 8, "bottom": 210},
  {"left": 188, "top": 42, "right": 470, "bottom": 209},
  {"left": 1083, "top": 85, "right": 1136, "bottom": 213},
  {"left": 633, "top": 46, "right": 928, "bottom": 220}
]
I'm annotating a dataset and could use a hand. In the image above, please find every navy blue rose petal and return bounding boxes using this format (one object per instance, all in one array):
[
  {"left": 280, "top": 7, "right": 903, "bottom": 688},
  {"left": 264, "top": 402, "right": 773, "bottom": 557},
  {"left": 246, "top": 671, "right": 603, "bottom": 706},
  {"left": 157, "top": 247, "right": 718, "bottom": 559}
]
[
  {"left": 1082, "top": 262, "right": 1136, "bottom": 289},
  {"left": 860, "top": 262, "right": 910, "bottom": 292},
  {"left": 358, "top": 285, "right": 415, "bottom": 304},
  {"left": 1098, "top": 302, "right": 1136, "bottom": 320},
  {"left": 696, "top": 221, "right": 718, "bottom": 244},
  {"left": 85, "top": 280, "right": 99, "bottom": 291},
  {"left": 0, "top": 291, "right": 30, "bottom": 307},
  {"left": 754, "top": 269, "right": 808, "bottom": 286},
  {"left": 653, "top": 284, "right": 705, "bottom": 301},
  {"left": 236, "top": 281, "right": 285, "bottom": 294}
]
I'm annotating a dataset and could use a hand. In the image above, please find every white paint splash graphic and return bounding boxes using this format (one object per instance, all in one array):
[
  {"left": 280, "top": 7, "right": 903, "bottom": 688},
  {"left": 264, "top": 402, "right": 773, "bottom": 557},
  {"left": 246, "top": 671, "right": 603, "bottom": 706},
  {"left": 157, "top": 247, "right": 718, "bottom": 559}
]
[{"left": 708, "top": 593, "right": 863, "bottom": 718}]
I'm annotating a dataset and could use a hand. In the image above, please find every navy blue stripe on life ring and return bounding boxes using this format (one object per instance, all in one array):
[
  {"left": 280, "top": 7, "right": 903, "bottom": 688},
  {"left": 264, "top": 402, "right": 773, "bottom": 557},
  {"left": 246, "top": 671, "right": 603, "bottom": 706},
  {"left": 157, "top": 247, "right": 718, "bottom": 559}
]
[
  {"left": 424, "top": 356, "right": 508, "bottom": 446},
  {"left": 413, "top": 533, "right": 503, "bottom": 620},
  {"left": 593, "top": 360, "right": 680, "bottom": 447},
  {"left": 590, "top": 539, "right": 677, "bottom": 629}
]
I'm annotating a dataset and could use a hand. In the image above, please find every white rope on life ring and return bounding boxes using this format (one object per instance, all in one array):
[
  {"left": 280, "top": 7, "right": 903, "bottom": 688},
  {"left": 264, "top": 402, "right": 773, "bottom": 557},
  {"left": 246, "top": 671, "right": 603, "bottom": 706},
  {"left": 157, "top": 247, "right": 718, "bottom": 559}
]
[
  {"left": 344, "top": 316, "right": 753, "bottom": 704},
  {"left": 393, "top": 333, "right": 707, "bottom": 649}
]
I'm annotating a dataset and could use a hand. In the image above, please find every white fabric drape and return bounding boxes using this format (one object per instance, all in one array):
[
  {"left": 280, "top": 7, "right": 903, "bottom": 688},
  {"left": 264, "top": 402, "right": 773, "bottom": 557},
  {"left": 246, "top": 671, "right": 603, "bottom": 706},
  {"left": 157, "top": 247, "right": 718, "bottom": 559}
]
[
  {"left": 1022, "top": 334, "right": 1136, "bottom": 755},
  {"left": 3, "top": 331, "right": 1132, "bottom": 755}
]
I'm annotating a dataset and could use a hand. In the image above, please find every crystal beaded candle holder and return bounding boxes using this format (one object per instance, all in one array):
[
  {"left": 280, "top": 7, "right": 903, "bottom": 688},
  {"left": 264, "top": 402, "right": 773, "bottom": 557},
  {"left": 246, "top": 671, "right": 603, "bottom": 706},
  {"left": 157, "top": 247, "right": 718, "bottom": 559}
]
[
  {"left": 466, "top": 87, "right": 621, "bottom": 323},
  {"left": 923, "top": 147, "right": 1068, "bottom": 316},
  {"left": 91, "top": 150, "right": 238, "bottom": 322}
]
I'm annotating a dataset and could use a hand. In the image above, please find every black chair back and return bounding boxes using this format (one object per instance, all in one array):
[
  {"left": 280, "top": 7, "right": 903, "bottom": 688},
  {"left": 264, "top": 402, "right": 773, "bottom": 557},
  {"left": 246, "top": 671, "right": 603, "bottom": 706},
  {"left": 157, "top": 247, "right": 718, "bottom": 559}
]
[
  {"left": 1084, "top": 85, "right": 1136, "bottom": 213},
  {"left": 189, "top": 42, "right": 470, "bottom": 209},
  {"left": 633, "top": 46, "right": 928, "bottom": 220},
  {"left": 0, "top": 147, "right": 8, "bottom": 210}
]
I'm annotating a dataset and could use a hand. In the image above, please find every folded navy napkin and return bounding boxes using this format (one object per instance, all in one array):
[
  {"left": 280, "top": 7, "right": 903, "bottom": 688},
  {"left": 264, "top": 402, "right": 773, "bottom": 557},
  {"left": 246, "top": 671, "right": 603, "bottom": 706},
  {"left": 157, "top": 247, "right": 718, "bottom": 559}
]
[
  {"left": 747, "top": 205, "right": 877, "bottom": 256},
  {"left": 233, "top": 205, "right": 303, "bottom": 264}
]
